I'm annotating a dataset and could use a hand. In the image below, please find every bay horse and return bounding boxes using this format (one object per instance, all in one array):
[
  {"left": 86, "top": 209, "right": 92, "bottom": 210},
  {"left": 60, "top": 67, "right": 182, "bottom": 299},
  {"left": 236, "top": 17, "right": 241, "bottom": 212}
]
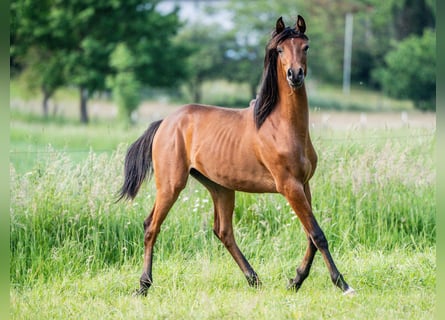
[{"left": 119, "top": 15, "right": 355, "bottom": 296}]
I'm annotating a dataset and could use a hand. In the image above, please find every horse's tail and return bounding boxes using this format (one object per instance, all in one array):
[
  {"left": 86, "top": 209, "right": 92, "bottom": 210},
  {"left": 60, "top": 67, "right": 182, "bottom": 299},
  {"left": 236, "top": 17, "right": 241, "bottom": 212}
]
[{"left": 117, "top": 120, "right": 163, "bottom": 201}]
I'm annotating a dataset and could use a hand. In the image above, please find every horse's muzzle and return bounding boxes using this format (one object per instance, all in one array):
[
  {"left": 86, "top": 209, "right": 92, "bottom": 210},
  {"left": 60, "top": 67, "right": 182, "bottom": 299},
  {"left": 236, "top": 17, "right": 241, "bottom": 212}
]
[{"left": 287, "top": 67, "right": 304, "bottom": 88}]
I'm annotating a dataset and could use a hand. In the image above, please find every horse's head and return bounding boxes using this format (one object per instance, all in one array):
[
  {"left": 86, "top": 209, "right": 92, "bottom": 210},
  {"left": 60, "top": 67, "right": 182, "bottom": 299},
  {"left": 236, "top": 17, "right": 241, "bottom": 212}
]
[
  {"left": 254, "top": 15, "right": 310, "bottom": 128},
  {"left": 271, "top": 15, "right": 309, "bottom": 89}
]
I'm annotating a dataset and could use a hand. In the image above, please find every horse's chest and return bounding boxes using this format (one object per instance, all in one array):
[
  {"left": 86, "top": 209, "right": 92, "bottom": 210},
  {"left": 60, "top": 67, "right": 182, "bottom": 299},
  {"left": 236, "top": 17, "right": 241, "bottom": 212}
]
[
  {"left": 284, "top": 150, "right": 312, "bottom": 180},
  {"left": 270, "top": 142, "right": 317, "bottom": 183},
  {"left": 300, "top": 155, "right": 315, "bottom": 183}
]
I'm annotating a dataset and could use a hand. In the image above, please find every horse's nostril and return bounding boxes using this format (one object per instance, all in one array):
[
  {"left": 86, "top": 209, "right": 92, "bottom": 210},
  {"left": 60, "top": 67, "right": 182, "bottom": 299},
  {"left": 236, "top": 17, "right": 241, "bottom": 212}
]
[
  {"left": 298, "top": 68, "right": 304, "bottom": 77},
  {"left": 287, "top": 69, "right": 293, "bottom": 78}
]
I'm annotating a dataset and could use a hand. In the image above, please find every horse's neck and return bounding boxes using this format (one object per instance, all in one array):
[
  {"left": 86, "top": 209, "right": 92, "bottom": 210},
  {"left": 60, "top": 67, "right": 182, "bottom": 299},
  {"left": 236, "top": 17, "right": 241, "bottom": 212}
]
[
  {"left": 275, "top": 61, "right": 309, "bottom": 134},
  {"left": 277, "top": 82, "right": 310, "bottom": 136}
]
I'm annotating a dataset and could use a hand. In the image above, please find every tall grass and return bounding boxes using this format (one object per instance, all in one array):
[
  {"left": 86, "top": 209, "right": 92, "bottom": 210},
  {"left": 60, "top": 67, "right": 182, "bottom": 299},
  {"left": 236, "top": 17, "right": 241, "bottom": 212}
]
[{"left": 10, "top": 126, "right": 435, "bottom": 290}]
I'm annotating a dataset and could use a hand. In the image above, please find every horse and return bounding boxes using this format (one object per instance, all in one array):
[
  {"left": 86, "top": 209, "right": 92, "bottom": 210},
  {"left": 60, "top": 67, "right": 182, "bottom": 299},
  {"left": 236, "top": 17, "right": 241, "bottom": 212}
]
[{"left": 118, "top": 15, "right": 355, "bottom": 296}]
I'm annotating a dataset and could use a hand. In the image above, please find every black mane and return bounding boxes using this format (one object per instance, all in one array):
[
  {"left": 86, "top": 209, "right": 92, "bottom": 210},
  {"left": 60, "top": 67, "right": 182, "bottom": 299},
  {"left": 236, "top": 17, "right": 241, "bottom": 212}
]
[{"left": 254, "top": 27, "right": 308, "bottom": 129}]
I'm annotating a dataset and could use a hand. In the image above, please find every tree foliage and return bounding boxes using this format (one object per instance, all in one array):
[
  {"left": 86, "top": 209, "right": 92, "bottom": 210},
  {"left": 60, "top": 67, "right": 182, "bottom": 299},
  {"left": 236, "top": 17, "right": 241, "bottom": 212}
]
[
  {"left": 11, "top": 0, "right": 437, "bottom": 115},
  {"left": 11, "top": 0, "right": 188, "bottom": 122},
  {"left": 374, "top": 29, "right": 436, "bottom": 111},
  {"left": 107, "top": 43, "right": 141, "bottom": 123},
  {"left": 223, "top": 0, "right": 435, "bottom": 98},
  {"left": 11, "top": 0, "right": 66, "bottom": 116},
  {"left": 175, "top": 23, "right": 227, "bottom": 103}
]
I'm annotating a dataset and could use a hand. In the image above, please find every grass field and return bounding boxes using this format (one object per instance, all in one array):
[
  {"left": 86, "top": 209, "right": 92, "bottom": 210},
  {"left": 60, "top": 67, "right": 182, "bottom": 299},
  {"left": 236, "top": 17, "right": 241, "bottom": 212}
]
[{"left": 10, "top": 108, "right": 436, "bottom": 319}]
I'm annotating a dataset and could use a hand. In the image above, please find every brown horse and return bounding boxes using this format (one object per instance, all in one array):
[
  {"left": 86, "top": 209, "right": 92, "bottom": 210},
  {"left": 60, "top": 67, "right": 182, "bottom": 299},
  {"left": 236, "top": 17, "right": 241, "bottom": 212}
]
[{"left": 119, "top": 15, "right": 355, "bottom": 296}]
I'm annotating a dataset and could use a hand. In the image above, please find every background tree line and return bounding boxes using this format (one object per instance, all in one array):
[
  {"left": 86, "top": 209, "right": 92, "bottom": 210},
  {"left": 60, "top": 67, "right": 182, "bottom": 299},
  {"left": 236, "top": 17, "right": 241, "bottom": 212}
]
[
  {"left": 10, "top": 0, "right": 436, "bottom": 123},
  {"left": 11, "top": 0, "right": 189, "bottom": 123}
]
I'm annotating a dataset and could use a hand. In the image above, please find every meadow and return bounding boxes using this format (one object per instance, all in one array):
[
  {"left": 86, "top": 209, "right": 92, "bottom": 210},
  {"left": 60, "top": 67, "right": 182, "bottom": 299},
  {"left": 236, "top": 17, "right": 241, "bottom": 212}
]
[{"left": 10, "top": 108, "right": 436, "bottom": 319}]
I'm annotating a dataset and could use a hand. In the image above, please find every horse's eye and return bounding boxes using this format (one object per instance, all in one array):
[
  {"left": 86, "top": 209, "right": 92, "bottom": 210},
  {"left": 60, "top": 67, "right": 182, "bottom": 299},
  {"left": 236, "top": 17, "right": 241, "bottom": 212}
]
[
  {"left": 303, "top": 45, "right": 309, "bottom": 53},
  {"left": 277, "top": 47, "right": 283, "bottom": 54}
]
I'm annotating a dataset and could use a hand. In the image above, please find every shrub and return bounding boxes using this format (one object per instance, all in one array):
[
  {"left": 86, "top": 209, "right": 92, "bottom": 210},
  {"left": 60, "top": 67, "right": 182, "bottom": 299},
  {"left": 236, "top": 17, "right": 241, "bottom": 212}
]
[
  {"left": 107, "top": 43, "right": 141, "bottom": 123},
  {"left": 373, "top": 29, "right": 436, "bottom": 111}
]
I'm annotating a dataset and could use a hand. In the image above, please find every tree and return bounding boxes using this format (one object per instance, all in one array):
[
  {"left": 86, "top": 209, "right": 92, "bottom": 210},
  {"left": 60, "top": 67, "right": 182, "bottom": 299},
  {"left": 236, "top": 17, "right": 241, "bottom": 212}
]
[
  {"left": 225, "top": 0, "right": 367, "bottom": 85},
  {"left": 374, "top": 29, "right": 435, "bottom": 111},
  {"left": 174, "top": 23, "right": 228, "bottom": 103},
  {"left": 219, "top": 31, "right": 263, "bottom": 99},
  {"left": 11, "top": 0, "right": 188, "bottom": 123},
  {"left": 15, "top": 48, "right": 66, "bottom": 118},
  {"left": 224, "top": 0, "right": 435, "bottom": 90},
  {"left": 390, "top": 0, "right": 435, "bottom": 40},
  {"left": 224, "top": 0, "right": 291, "bottom": 95},
  {"left": 107, "top": 43, "right": 140, "bottom": 123},
  {"left": 57, "top": 0, "right": 188, "bottom": 123},
  {"left": 11, "top": 0, "right": 66, "bottom": 116}
]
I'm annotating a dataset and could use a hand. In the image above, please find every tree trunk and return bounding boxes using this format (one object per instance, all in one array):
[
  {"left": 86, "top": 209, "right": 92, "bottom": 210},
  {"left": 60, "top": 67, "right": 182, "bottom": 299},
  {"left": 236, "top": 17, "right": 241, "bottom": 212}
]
[
  {"left": 193, "top": 86, "right": 202, "bottom": 104},
  {"left": 42, "top": 89, "right": 50, "bottom": 119},
  {"left": 186, "top": 76, "right": 203, "bottom": 104},
  {"left": 80, "top": 87, "right": 89, "bottom": 124}
]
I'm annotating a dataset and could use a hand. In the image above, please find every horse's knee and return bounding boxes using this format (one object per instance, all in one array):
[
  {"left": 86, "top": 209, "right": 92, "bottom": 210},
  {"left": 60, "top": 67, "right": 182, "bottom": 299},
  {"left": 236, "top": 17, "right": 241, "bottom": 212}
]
[
  {"left": 143, "top": 210, "right": 154, "bottom": 231},
  {"left": 144, "top": 226, "right": 160, "bottom": 246}
]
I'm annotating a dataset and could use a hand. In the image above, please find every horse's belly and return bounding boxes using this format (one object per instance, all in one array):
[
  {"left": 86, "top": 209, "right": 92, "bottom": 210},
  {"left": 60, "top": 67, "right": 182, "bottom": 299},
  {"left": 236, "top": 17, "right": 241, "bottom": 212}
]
[
  {"left": 214, "top": 165, "right": 277, "bottom": 193},
  {"left": 192, "top": 153, "right": 277, "bottom": 193}
]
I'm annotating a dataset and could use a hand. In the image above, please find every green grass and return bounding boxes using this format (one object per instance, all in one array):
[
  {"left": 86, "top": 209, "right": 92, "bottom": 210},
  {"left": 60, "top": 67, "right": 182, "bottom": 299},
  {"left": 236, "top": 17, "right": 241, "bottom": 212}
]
[
  {"left": 10, "top": 249, "right": 435, "bottom": 319},
  {"left": 308, "top": 82, "right": 414, "bottom": 112},
  {"left": 10, "top": 117, "right": 146, "bottom": 173},
  {"left": 10, "top": 118, "right": 435, "bottom": 319}
]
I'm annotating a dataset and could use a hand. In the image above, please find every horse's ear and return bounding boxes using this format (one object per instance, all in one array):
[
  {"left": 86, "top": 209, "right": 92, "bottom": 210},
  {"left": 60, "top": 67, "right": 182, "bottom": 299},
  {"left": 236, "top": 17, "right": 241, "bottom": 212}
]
[
  {"left": 295, "top": 15, "right": 306, "bottom": 34},
  {"left": 276, "top": 16, "right": 285, "bottom": 34}
]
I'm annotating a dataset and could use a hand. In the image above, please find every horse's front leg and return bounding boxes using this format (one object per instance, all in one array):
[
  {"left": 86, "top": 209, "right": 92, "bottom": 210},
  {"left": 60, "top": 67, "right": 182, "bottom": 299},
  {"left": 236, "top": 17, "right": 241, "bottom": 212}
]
[
  {"left": 281, "top": 180, "right": 355, "bottom": 294},
  {"left": 288, "top": 183, "right": 317, "bottom": 291}
]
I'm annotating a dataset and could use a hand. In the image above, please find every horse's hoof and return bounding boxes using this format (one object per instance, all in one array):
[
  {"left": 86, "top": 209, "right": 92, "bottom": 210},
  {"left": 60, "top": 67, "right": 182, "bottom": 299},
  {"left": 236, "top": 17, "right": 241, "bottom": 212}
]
[
  {"left": 246, "top": 274, "right": 262, "bottom": 288},
  {"left": 249, "top": 280, "right": 262, "bottom": 289},
  {"left": 133, "top": 287, "right": 148, "bottom": 297},
  {"left": 287, "top": 278, "right": 301, "bottom": 292},
  {"left": 343, "top": 287, "right": 356, "bottom": 296}
]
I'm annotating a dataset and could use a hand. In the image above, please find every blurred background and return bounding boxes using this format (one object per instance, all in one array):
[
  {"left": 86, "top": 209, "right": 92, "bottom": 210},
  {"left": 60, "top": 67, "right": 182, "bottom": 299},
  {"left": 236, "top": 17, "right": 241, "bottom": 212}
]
[{"left": 10, "top": 0, "right": 436, "bottom": 127}]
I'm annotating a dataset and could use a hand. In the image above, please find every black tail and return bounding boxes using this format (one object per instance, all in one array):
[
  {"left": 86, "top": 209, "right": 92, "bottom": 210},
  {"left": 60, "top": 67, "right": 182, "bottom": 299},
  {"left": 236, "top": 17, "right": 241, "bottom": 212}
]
[{"left": 117, "top": 120, "right": 163, "bottom": 201}]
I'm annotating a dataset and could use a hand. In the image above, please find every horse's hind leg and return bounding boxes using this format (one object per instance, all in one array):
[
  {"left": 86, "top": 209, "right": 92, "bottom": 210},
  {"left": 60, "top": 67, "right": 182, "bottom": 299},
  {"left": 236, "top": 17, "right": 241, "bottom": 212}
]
[
  {"left": 212, "top": 188, "right": 261, "bottom": 287},
  {"left": 193, "top": 172, "right": 260, "bottom": 287},
  {"left": 136, "top": 177, "right": 187, "bottom": 296}
]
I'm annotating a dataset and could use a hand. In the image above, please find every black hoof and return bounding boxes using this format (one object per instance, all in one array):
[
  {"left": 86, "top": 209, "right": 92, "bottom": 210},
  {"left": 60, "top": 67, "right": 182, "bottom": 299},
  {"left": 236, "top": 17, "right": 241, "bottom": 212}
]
[
  {"left": 133, "top": 280, "right": 151, "bottom": 297},
  {"left": 287, "top": 278, "right": 302, "bottom": 292},
  {"left": 133, "top": 286, "right": 148, "bottom": 297},
  {"left": 246, "top": 274, "right": 262, "bottom": 288}
]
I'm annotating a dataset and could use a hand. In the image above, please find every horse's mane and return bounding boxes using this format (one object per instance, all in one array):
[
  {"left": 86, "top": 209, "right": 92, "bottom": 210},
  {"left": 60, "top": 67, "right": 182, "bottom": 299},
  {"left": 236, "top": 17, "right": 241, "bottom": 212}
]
[{"left": 254, "top": 27, "right": 308, "bottom": 129}]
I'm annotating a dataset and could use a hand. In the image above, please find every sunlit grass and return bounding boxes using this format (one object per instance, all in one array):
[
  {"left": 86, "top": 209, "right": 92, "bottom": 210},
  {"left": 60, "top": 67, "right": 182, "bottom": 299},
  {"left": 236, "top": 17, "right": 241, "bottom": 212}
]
[
  {"left": 10, "top": 249, "right": 435, "bottom": 319},
  {"left": 308, "top": 82, "right": 414, "bottom": 111}
]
